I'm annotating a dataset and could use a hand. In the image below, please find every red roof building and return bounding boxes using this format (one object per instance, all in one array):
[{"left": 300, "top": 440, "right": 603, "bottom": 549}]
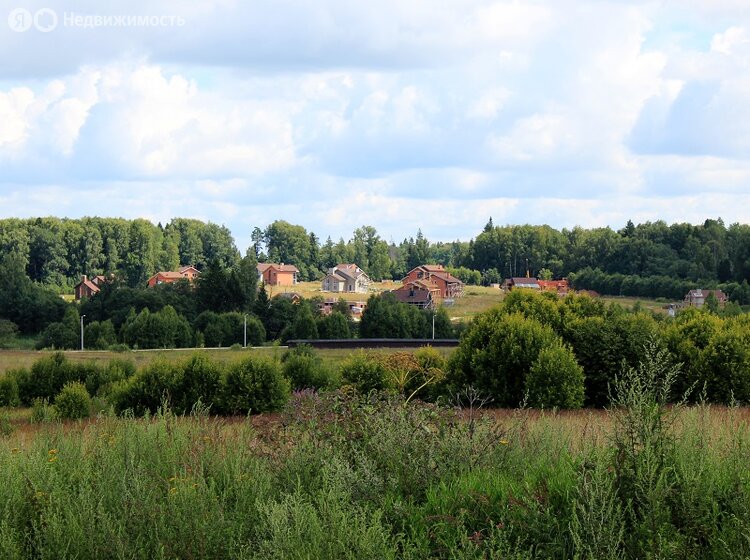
[
  {"left": 147, "top": 266, "right": 200, "bottom": 288},
  {"left": 257, "top": 263, "right": 299, "bottom": 286},
  {"left": 402, "top": 264, "right": 463, "bottom": 299}
]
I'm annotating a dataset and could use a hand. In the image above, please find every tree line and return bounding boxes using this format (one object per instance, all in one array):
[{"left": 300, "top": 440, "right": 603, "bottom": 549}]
[{"left": 2, "top": 215, "right": 750, "bottom": 302}]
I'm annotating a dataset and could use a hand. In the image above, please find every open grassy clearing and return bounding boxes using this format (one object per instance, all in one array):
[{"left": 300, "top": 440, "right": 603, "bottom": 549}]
[{"left": 0, "top": 346, "right": 455, "bottom": 375}]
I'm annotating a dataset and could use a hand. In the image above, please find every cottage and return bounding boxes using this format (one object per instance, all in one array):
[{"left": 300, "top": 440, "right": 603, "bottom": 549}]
[
  {"left": 537, "top": 279, "right": 569, "bottom": 295},
  {"left": 503, "top": 277, "right": 540, "bottom": 291},
  {"left": 276, "top": 292, "right": 302, "bottom": 304},
  {"left": 74, "top": 274, "right": 107, "bottom": 300},
  {"left": 257, "top": 263, "right": 299, "bottom": 286},
  {"left": 321, "top": 264, "right": 371, "bottom": 293},
  {"left": 147, "top": 266, "right": 200, "bottom": 288},
  {"left": 683, "top": 289, "right": 727, "bottom": 309},
  {"left": 402, "top": 265, "right": 463, "bottom": 299},
  {"left": 391, "top": 282, "right": 434, "bottom": 309}
]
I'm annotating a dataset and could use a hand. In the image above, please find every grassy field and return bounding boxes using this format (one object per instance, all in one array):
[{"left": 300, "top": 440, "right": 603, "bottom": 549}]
[
  {"left": 0, "top": 346, "right": 455, "bottom": 375},
  {"left": 1, "top": 394, "right": 749, "bottom": 558}
]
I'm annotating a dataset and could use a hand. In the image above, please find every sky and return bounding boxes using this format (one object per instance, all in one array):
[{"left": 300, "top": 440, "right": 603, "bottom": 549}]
[{"left": 1, "top": 0, "right": 749, "bottom": 251}]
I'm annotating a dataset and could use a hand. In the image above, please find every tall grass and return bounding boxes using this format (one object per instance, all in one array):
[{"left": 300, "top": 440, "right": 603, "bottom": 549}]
[{"left": 1, "top": 353, "right": 750, "bottom": 558}]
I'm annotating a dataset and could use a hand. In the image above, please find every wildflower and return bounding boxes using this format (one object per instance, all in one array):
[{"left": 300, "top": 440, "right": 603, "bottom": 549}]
[
  {"left": 48, "top": 456, "right": 57, "bottom": 463},
  {"left": 48, "top": 449, "right": 58, "bottom": 455},
  {"left": 499, "top": 439, "right": 509, "bottom": 445}
]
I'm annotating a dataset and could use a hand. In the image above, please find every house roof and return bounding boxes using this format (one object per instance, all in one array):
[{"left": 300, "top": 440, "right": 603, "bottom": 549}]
[
  {"left": 331, "top": 264, "right": 368, "bottom": 281},
  {"left": 178, "top": 265, "right": 200, "bottom": 274},
  {"left": 154, "top": 271, "right": 185, "bottom": 280},
  {"left": 508, "top": 277, "right": 540, "bottom": 288},
  {"left": 75, "top": 279, "right": 100, "bottom": 294},
  {"left": 277, "top": 292, "right": 301, "bottom": 300},
  {"left": 392, "top": 285, "right": 433, "bottom": 305},
  {"left": 686, "top": 289, "right": 726, "bottom": 299},
  {"left": 257, "top": 263, "right": 299, "bottom": 273},
  {"left": 430, "top": 271, "right": 463, "bottom": 284}
]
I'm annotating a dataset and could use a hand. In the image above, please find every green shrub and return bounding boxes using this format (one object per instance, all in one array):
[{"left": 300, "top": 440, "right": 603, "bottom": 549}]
[
  {"left": 55, "top": 381, "right": 92, "bottom": 420},
  {"left": 341, "top": 351, "right": 389, "bottom": 394},
  {"left": 283, "top": 346, "right": 335, "bottom": 390},
  {"left": 111, "top": 360, "right": 184, "bottom": 415},
  {"left": 178, "top": 354, "right": 223, "bottom": 413},
  {"left": 525, "top": 344, "right": 585, "bottom": 409},
  {"left": 0, "top": 374, "right": 20, "bottom": 407},
  {"left": 448, "top": 311, "right": 560, "bottom": 407},
  {"left": 20, "top": 352, "right": 78, "bottom": 405},
  {"left": 85, "top": 358, "right": 136, "bottom": 397},
  {"left": 221, "top": 356, "right": 290, "bottom": 414}
]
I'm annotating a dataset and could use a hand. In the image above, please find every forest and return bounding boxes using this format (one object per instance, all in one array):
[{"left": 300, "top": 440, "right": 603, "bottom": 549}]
[{"left": 1, "top": 217, "right": 750, "bottom": 298}]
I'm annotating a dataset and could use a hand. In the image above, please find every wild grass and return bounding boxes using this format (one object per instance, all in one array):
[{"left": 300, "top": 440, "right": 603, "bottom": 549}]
[{"left": 0, "top": 391, "right": 749, "bottom": 558}]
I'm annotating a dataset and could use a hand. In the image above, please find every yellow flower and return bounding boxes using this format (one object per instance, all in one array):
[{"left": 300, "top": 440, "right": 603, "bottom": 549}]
[
  {"left": 48, "top": 449, "right": 58, "bottom": 455},
  {"left": 48, "top": 456, "right": 57, "bottom": 463},
  {"left": 500, "top": 439, "right": 510, "bottom": 445}
]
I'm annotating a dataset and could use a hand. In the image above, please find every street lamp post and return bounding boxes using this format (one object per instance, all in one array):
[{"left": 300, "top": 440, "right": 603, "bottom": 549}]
[
  {"left": 80, "top": 314, "right": 85, "bottom": 351},
  {"left": 432, "top": 312, "right": 435, "bottom": 340}
]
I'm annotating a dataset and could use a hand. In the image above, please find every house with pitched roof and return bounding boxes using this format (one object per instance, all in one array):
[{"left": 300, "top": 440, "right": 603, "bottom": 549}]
[
  {"left": 684, "top": 289, "right": 727, "bottom": 308},
  {"left": 503, "top": 277, "right": 541, "bottom": 291},
  {"left": 74, "top": 274, "right": 108, "bottom": 300},
  {"left": 391, "top": 282, "right": 435, "bottom": 309},
  {"left": 147, "top": 265, "right": 201, "bottom": 288},
  {"left": 321, "top": 264, "right": 371, "bottom": 293},
  {"left": 257, "top": 263, "right": 299, "bottom": 286},
  {"left": 402, "top": 264, "right": 464, "bottom": 299},
  {"left": 537, "top": 279, "right": 569, "bottom": 295}
]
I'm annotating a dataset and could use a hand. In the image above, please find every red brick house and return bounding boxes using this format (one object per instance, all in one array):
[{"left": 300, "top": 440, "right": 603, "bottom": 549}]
[
  {"left": 391, "top": 282, "right": 435, "bottom": 309},
  {"left": 257, "top": 263, "right": 299, "bottom": 286},
  {"left": 684, "top": 289, "right": 727, "bottom": 308},
  {"left": 402, "top": 265, "right": 463, "bottom": 300},
  {"left": 147, "top": 266, "right": 200, "bottom": 288},
  {"left": 74, "top": 274, "right": 107, "bottom": 300}
]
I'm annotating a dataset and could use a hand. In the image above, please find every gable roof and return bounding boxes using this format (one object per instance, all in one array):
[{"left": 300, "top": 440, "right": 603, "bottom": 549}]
[
  {"left": 75, "top": 279, "right": 100, "bottom": 294},
  {"left": 430, "top": 271, "right": 463, "bottom": 284},
  {"left": 392, "top": 285, "right": 433, "bottom": 305},
  {"left": 178, "top": 265, "right": 200, "bottom": 274},
  {"left": 257, "top": 263, "right": 300, "bottom": 273},
  {"left": 508, "top": 277, "right": 540, "bottom": 288}
]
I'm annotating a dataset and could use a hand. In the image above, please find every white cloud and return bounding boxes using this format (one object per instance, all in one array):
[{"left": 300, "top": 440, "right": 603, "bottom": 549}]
[{"left": 1, "top": 0, "right": 750, "bottom": 244}]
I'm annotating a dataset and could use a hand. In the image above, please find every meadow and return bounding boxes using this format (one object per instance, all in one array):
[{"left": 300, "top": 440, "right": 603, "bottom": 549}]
[{"left": 2, "top": 388, "right": 750, "bottom": 559}]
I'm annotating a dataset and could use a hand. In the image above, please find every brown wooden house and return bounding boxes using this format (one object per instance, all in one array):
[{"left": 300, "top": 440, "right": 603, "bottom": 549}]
[{"left": 402, "top": 265, "right": 463, "bottom": 300}]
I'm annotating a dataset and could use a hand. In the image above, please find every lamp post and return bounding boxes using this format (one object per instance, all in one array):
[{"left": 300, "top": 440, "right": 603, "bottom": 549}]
[
  {"left": 80, "top": 314, "right": 85, "bottom": 351},
  {"left": 243, "top": 314, "right": 247, "bottom": 348},
  {"left": 432, "top": 312, "right": 435, "bottom": 340}
]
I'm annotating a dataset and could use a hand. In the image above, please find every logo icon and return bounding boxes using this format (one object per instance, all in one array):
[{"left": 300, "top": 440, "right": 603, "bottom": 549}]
[
  {"left": 7, "top": 8, "right": 32, "bottom": 32},
  {"left": 34, "top": 8, "right": 57, "bottom": 32}
]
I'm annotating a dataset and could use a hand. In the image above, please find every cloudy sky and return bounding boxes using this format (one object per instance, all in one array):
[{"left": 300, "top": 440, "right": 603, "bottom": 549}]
[{"left": 1, "top": 0, "right": 749, "bottom": 250}]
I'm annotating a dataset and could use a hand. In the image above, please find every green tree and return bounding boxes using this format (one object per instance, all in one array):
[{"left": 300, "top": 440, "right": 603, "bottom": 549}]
[
  {"left": 286, "top": 301, "right": 318, "bottom": 341},
  {"left": 448, "top": 310, "right": 560, "bottom": 407},
  {"left": 525, "top": 343, "right": 585, "bottom": 408}
]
